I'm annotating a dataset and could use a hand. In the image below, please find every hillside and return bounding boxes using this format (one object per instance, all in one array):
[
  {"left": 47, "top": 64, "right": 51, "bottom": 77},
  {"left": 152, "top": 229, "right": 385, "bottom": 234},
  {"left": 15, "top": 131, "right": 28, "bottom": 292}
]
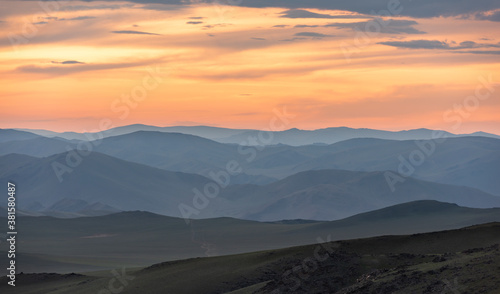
[
  {"left": 0, "top": 152, "right": 213, "bottom": 215},
  {"left": 1, "top": 150, "right": 499, "bottom": 220},
  {"left": 222, "top": 169, "right": 500, "bottom": 221},
  {"left": 0, "top": 137, "right": 73, "bottom": 157},
  {"left": 1, "top": 130, "right": 499, "bottom": 195},
  {"left": 1, "top": 201, "right": 499, "bottom": 274},
  {"left": 1, "top": 222, "right": 498, "bottom": 293},
  {"left": 0, "top": 129, "right": 41, "bottom": 143}
]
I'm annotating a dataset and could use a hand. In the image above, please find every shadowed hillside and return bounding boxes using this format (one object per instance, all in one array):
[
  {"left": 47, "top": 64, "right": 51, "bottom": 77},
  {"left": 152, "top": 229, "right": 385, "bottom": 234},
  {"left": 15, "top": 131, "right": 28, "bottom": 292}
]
[
  {"left": 1, "top": 201, "right": 499, "bottom": 274},
  {"left": 1, "top": 222, "right": 498, "bottom": 294}
]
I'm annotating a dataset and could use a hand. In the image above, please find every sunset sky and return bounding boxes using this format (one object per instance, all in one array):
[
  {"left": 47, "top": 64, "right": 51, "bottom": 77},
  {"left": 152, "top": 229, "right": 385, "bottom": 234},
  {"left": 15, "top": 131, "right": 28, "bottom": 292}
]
[{"left": 0, "top": 0, "right": 499, "bottom": 134}]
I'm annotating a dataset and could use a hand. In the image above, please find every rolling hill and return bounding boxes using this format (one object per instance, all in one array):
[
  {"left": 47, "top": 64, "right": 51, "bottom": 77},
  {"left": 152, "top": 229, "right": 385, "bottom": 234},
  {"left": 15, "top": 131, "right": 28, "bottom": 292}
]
[
  {"left": 1, "top": 200, "right": 499, "bottom": 275},
  {"left": 220, "top": 169, "right": 500, "bottom": 221},
  {"left": 0, "top": 129, "right": 41, "bottom": 143},
  {"left": 1, "top": 222, "right": 499, "bottom": 293},
  {"left": 290, "top": 136, "right": 500, "bottom": 195},
  {"left": 2, "top": 129, "right": 499, "bottom": 195},
  {"left": 0, "top": 152, "right": 213, "bottom": 215},
  {"left": 15, "top": 125, "right": 252, "bottom": 141},
  {"left": 1, "top": 151, "right": 499, "bottom": 220},
  {"left": 0, "top": 137, "right": 73, "bottom": 157},
  {"left": 16, "top": 125, "right": 500, "bottom": 145},
  {"left": 215, "top": 127, "right": 500, "bottom": 146}
]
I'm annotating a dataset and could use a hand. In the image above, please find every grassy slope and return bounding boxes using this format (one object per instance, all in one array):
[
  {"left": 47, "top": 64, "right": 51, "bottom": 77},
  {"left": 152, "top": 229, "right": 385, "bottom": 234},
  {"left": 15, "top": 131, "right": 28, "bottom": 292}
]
[
  {"left": 1, "top": 201, "right": 500, "bottom": 275},
  {"left": 0, "top": 223, "right": 498, "bottom": 294}
]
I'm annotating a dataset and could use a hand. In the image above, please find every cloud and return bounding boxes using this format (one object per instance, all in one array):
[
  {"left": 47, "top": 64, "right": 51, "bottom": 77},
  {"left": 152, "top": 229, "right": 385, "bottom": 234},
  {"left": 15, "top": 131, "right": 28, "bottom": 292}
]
[
  {"left": 189, "top": 17, "right": 204, "bottom": 20},
  {"left": 58, "top": 16, "right": 96, "bottom": 21},
  {"left": 111, "top": 30, "right": 161, "bottom": 35},
  {"left": 51, "top": 60, "right": 86, "bottom": 65},
  {"left": 280, "top": 37, "right": 307, "bottom": 42},
  {"left": 34, "top": 21, "right": 48, "bottom": 25},
  {"left": 251, "top": 37, "right": 267, "bottom": 41},
  {"left": 294, "top": 32, "right": 333, "bottom": 38},
  {"left": 273, "top": 25, "right": 289, "bottom": 28},
  {"left": 111, "top": 0, "right": 500, "bottom": 19},
  {"left": 15, "top": 59, "right": 162, "bottom": 76},
  {"left": 378, "top": 40, "right": 453, "bottom": 49},
  {"left": 61, "top": 4, "right": 130, "bottom": 11},
  {"left": 280, "top": 9, "right": 367, "bottom": 19},
  {"left": 186, "top": 21, "right": 203, "bottom": 24},
  {"left": 139, "top": 3, "right": 183, "bottom": 11},
  {"left": 475, "top": 10, "right": 500, "bottom": 21},
  {"left": 457, "top": 50, "right": 500, "bottom": 55},
  {"left": 202, "top": 23, "right": 232, "bottom": 30},
  {"left": 32, "top": 0, "right": 500, "bottom": 19},
  {"left": 324, "top": 19, "right": 426, "bottom": 34},
  {"left": 295, "top": 25, "right": 319, "bottom": 28},
  {"left": 378, "top": 39, "right": 500, "bottom": 50}
]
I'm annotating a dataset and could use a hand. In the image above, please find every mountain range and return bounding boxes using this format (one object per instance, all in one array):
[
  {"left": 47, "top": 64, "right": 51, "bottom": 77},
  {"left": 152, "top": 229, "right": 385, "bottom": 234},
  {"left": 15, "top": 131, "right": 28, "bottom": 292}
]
[
  {"left": 1, "top": 128, "right": 499, "bottom": 195},
  {"left": 1, "top": 151, "right": 499, "bottom": 221},
  {"left": 13, "top": 125, "right": 500, "bottom": 145}
]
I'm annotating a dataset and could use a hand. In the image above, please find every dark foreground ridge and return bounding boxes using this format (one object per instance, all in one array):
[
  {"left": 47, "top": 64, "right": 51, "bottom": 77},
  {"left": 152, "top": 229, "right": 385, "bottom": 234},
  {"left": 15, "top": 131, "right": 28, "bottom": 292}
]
[{"left": 1, "top": 222, "right": 499, "bottom": 294}]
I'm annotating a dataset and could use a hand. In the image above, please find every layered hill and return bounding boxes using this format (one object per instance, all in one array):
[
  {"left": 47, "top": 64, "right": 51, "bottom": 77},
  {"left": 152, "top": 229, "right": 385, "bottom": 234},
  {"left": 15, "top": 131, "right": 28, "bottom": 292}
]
[
  {"left": 1, "top": 151, "right": 499, "bottom": 220},
  {"left": 1, "top": 200, "right": 499, "bottom": 274},
  {"left": 0, "top": 152, "right": 212, "bottom": 215},
  {"left": 1, "top": 222, "right": 499, "bottom": 293},
  {"left": 2, "top": 130, "right": 498, "bottom": 195}
]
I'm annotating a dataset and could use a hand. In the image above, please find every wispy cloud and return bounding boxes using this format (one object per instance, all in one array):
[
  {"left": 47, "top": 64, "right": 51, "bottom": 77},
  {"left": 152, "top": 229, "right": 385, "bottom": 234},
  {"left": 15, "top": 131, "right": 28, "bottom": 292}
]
[
  {"left": 280, "top": 9, "right": 367, "bottom": 19},
  {"left": 51, "top": 60, "right": 86, "bottom": 65},
  {"left": 111, "top": 30, "right": 161, "bottom": 35},
  {"left": 98, "top": 0, "right": 500, "bottom": 19},
  {"left": 295, "top": 32, "right": 333, "bottom": 39},
  {"left": 58, "top": 16, "right": 96, "bottom": 21},
  {"left": 15, "top": 59, "right": 161, "bottom": 76},
  {"left": 475, "top": 10, "right": 500, "bottom": 22},
  {"left": 378, "top": 39, "right": 500, "bottom": 50},
  {"left": 325, "top": 19, "right": 426, "bottom": 34},
  {"left": 61, "top": 4, "right": 131, "bottom": 11}
]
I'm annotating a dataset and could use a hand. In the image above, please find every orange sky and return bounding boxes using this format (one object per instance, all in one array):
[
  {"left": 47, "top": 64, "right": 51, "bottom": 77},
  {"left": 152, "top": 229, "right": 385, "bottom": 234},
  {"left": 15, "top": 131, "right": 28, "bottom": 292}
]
[{"left": 0, "top": 1, "right": 499, "bottom": 134}]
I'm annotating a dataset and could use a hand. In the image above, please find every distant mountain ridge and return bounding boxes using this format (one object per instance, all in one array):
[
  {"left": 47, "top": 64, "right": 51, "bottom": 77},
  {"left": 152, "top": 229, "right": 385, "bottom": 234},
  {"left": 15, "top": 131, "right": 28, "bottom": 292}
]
[
  {"left": 1, "top": 130, "right": 499, "bottom": 195},
  {"left": 14, "top": 125, "right": 500, "bottom": 145},
  {"left": 1, "top": 151, "right": 499, "bottom": 221}
]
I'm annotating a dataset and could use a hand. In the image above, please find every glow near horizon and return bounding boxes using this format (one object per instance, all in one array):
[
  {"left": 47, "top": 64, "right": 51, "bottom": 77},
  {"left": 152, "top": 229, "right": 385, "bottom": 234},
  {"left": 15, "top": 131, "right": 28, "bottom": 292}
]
[{"left": 0, "top": 1, "right": 499, "bottom": 134}]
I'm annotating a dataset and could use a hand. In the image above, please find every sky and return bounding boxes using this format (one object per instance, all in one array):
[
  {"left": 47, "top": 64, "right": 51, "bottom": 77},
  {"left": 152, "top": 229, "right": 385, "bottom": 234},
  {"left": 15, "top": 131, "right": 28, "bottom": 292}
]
[{"left": 0, "top": 0, "right": 499, "bottom": 134}]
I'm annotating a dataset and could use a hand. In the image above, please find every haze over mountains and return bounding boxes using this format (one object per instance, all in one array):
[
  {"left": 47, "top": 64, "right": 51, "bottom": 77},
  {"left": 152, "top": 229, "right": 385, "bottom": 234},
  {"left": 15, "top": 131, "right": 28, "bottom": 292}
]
[
  {"left": 0, "top": 144, "right": 499, "bottom": 220},
  {"left": 14, "top": 124, "right": 500, "bottom": 145},
  {"left": 1, "top": 124, "right": 500, "bottom": 289},
  {"left": 1, "top": 126, "right": 499, "bottom": 195}
]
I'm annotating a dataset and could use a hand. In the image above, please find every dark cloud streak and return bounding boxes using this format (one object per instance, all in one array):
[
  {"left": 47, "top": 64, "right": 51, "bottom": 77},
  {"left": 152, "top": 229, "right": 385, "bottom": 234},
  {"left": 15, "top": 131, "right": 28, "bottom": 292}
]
[
  {"left": 70, "top": 0, "right": 500, "bottom": 19},
  {"left": 111, "top": 30, "right": 161, "bottom": 35}
]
